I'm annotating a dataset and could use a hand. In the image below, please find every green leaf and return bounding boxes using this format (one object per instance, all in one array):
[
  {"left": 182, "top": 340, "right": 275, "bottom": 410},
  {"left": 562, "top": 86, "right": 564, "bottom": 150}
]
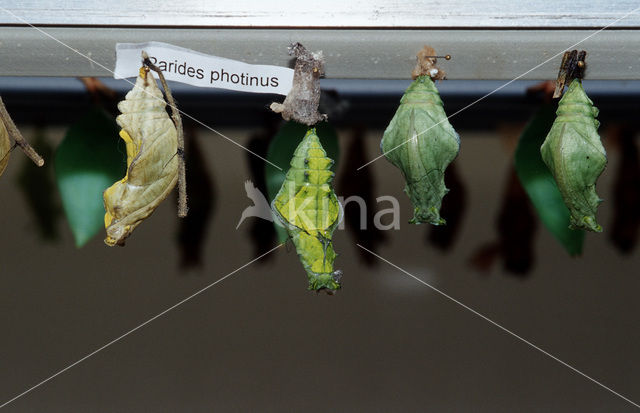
[
  {"left": 265, "top": 121, "right": 339, "bottom": 242},
  {"left": 515, "top": 104, "right": 584, "bottom": 256},
  {"left": 55, "top": 108, "right": 126, "bottom": 247}
]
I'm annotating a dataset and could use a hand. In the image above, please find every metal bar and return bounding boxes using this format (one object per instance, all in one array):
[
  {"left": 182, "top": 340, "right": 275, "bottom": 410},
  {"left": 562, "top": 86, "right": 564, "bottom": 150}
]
[
  {"left": 2, "top": 0, "right": 640, "bottom": 28},
  {"left": 0, "top": 27, "right": 639, "bottom": 80}
]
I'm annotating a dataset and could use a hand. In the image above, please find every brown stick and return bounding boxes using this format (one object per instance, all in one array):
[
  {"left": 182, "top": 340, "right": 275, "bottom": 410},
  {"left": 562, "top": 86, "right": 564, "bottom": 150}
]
[
  {"left": 526, "top": 80, "right": 556, "bottom": 104},
  {"left": 79, "top": 77, "right": 118, "bottom": 105},
  {"left": 553, "top": 50, "right": 587, "bottom": 98},
  {"left": 142, "top": 51, "right": 188, "bottom": 218},
  {"left": 0, "top": 96, "right": 44, "bottom": 167}
]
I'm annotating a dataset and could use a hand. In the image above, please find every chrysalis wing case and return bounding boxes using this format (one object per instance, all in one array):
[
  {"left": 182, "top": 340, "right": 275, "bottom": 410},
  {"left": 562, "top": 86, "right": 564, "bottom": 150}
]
[
  {"left": 103, "top": 67, "right": 179, "bottom": 246},
  {"left": 540, "top": 79, "right": 606, "bottom": 232},
  {"left": 0, "top": 119, "right": 10, "bottom": 177},
  {"left": 272, "top": 129, "right": 342, "bottom": 292},
  {"left": 381, "top": 75, "right": 460, "bottom": 225}
]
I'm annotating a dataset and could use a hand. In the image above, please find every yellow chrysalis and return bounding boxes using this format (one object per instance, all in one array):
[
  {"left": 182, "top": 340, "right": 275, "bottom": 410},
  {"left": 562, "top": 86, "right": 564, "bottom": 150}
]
[{"left": 103, "top": 67, "right": 179, "bottom": 246}]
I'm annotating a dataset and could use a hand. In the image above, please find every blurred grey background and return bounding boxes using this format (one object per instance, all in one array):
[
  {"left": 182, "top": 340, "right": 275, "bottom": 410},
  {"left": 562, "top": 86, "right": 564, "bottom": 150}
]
[{"left": 0, "top": 79, "right": 639, "bottom": 412}]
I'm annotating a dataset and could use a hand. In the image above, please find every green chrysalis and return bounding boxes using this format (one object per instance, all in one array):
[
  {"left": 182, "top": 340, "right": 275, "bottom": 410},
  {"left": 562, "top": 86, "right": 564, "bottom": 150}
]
[
  {"left": 381, "top": 75, "right": 460, "bottom": 225},
  {"left": 540, "top": 79, "right": 607, "bottom": 232},
  {"left": 272, "top": 128, "right": 342, "bottom": 292}
]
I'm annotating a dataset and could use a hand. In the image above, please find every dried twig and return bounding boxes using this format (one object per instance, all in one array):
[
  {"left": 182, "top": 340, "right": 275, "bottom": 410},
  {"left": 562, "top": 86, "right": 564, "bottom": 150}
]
[
  {"left": 526, "top": 80, "right": 556, "bottom": 104},
  {"left": 0, "top": 96, "right": 44, "bottom": 167},
  {"left": 270, "top": 42, "right": 327, "bottom": 126},
  {"left": 553, "top": 50, "right": 587, "bottom": 98},
  {"left": 142, "top": 51, "right": 188, "bottom": 218},
  {"left": 79, "top": 77, "right": 118, "bottom": 105}
]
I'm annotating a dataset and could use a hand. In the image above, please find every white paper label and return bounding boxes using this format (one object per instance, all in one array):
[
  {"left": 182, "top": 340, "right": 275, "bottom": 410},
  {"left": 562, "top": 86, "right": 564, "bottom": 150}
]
[{"left": 114, "top": 41, "right": 294, "bottom": 95}]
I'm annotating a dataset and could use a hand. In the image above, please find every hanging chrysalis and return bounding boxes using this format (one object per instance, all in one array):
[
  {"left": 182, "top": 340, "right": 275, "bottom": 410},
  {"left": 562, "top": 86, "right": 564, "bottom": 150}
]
[
  {"left": 270, "top": 43, "right": 342, "bottom": 292},
  {"left": 381, "top": 46, "right": 459, "bottom": 225},
  {"left": 270, "top": 42, "right": 327, "bottom": 126},
  {"left": 103, "top": 65, "right": 179, "bottom": 246},
  {"left": 0, "top": 119, "right": 9, "bottom": 176},
  {"left": 272, "top": 129, "right": 342, "bottom": 291},
  {"left": 540, "top": 51, "right": 606, "bottom": 232}
]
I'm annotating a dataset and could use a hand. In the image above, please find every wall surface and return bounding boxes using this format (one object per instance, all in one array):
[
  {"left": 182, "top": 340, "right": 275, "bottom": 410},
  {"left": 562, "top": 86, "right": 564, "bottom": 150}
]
[{"left": 0, "top": 124, "right": 638, "bottom": 412}]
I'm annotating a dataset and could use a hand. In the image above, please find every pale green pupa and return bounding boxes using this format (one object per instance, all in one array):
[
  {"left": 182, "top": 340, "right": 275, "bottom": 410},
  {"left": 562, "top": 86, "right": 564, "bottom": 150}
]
[
  {"left": 540, "top": 78, "right": 607, "bottom": 232},
  {"left": 381, "top": 75, "right": 460, "bottom": 225}
]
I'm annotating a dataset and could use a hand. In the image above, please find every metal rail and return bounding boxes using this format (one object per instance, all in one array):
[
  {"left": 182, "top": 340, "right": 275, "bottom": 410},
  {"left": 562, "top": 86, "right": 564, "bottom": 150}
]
[
  {"left": 0, "top": 28, "right": 639, "bottom": 80},
  {"left": 2, "top": 1, "right": 640, "bottom": 28}
]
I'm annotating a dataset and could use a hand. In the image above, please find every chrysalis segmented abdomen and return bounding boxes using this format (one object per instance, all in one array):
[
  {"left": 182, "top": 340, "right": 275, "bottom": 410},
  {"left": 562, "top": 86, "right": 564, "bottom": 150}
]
[
  {"left": 540, "top": 79, "right": 606, "bottom": 232},
  {"left": 381, "top": 75, "right": 460, "bottom": 225},
  {"left": 103, "top": 67, "right": 179, "bottom": 246},
  {"left": 272, "top": 128, "right": 342, "bottom": 291}
]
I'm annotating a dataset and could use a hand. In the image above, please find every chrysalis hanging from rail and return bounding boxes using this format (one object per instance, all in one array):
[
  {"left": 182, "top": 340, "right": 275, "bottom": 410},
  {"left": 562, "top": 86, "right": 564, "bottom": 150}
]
[
  {"left": 540, "top": 51, "right": 607, "bottom": 232},
  {"left": 381, "top": 46, "right": 459, "bottom": 225},
  {"left": 103, "top": 65, "right": 180, "bottom": 246},
  {"left": 271, "top": 128, "right": 342, "bottom": 292},
  {"left": 270, "top": 42, "right": 342, "bottom": 292}
]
